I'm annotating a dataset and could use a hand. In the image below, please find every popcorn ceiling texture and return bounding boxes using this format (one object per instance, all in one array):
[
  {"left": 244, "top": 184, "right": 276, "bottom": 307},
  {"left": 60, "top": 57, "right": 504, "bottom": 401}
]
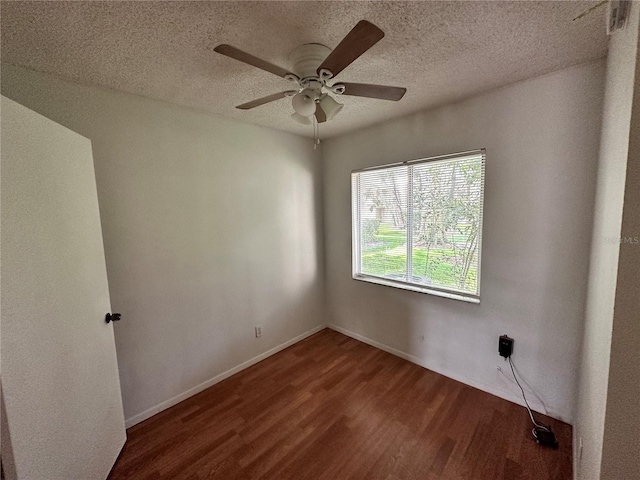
[{"left": 1, "top": 1, "right": 607, "bottom": 138}]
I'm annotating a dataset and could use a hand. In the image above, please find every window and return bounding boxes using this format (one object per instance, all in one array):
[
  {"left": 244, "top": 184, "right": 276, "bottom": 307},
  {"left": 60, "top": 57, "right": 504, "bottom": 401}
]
[{"left": 351, "top": 150, "right": 485, "bottom": 303}]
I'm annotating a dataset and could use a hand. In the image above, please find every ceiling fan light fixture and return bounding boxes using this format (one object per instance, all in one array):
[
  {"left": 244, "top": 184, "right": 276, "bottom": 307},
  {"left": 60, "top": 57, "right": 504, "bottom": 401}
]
[
  {"left": 292, "top": 89, "right": 317, "bottom": 116},
  {"left": 319, "top": 94, "right": 343, "bottom": 121},
  {"left": 291, "top": 112, "right": 312, "bottom": 125}
]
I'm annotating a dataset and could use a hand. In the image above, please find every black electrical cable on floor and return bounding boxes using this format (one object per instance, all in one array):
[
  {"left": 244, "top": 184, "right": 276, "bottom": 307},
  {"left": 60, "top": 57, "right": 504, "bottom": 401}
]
[{"left": 508, "top": 356, "right": 558, "bottom": 448}]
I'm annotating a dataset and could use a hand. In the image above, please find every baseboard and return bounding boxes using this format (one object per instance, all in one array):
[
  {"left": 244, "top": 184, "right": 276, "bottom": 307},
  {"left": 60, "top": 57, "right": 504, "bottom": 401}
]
[
  {"left": 125, "top": 324, "right": 327, "bottom": 428},
  {"left": 327, "top": 324, "right": 568, "bottom": 424}
]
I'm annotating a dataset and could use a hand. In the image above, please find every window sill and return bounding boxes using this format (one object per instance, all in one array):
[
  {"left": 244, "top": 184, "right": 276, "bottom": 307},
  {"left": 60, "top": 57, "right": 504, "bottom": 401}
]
[{"left": 352, "top": 274, "right": 480, "bottom": 304}]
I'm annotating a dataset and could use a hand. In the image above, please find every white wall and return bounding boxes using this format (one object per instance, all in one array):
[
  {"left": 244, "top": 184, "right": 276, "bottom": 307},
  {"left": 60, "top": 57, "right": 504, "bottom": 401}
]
[
  {"left": 575, "top": 4, "right": 640, "bottom": 479},
  {"left": 1, "top": 64, "right": 325, "bottom": 426},
  {"left": 322, "top": 60, "right": 605, "bottom": 423}
]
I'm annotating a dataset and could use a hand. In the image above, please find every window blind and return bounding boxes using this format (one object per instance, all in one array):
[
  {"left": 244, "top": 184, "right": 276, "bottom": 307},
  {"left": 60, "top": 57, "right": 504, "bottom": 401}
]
[{"left": 352, "top": 150, "right": 485, "bottom": 302}]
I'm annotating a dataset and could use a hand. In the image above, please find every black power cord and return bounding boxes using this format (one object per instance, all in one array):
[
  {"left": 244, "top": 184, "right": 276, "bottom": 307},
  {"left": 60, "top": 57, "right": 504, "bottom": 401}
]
[{"left": 508, "top": 356, "right": 559, "bottom": 449}]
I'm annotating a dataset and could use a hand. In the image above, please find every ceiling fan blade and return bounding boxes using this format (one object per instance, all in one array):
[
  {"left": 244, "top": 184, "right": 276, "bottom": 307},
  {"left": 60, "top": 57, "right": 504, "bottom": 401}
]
[
  {"left": 317, "top": 20, "right": 384, "bottom": 78},
  {"left": 315, "top": 104, "right": 327, "bottom": 123},
  {"left": 236, "top": 91, "right": 297, "bottom": 110},
  {"left": 214, "top": 44, "right": 293, "bottom": 78},
  {"left": 340, "top": 82, "right": 407, "bottom": 101}
]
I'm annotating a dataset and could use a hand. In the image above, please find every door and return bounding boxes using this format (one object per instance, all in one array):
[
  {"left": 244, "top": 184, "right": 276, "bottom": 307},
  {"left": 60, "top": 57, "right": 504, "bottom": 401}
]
[{"left": 1, "top": 96, "right": 126, "bottom": 479}]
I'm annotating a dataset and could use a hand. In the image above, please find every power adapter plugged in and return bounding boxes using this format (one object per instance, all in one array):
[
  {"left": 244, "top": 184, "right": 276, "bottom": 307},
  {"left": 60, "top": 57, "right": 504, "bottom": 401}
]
[{"left": 499, "top": 335, "right": 514, "bottom": 358}]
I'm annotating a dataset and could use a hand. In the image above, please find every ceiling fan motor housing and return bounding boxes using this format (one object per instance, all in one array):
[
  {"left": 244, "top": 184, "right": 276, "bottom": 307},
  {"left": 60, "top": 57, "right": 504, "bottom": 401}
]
[{"left": 289, "top": 43, "right": 332, "bottom": 80}]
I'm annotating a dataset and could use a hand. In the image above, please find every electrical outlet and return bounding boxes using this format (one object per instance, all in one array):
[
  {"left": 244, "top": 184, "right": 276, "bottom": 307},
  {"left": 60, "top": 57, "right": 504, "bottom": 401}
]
[{"left": 255, "top": 326, "right": 262, "bottom": 338}]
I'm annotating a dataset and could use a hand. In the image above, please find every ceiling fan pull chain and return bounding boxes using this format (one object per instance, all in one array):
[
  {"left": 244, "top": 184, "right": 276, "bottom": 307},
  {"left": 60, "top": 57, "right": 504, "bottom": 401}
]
[
  {"left": 313, "top": 116, "right": 318, "bottom": 150},
  {"left": 312, "top": 115, "right": 321, "bottom": 150}
]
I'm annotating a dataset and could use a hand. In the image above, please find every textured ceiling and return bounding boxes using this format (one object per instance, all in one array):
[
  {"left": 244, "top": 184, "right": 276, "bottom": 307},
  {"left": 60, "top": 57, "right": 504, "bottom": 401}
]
[{"left": 1, "top": 1, "right": 608, "bottom": 139}]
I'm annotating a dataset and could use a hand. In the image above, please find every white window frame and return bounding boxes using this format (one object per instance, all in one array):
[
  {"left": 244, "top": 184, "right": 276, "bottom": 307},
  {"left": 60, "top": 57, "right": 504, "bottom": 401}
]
[{"left": 351, "top": 149, "right": 485, "bottom": 304}]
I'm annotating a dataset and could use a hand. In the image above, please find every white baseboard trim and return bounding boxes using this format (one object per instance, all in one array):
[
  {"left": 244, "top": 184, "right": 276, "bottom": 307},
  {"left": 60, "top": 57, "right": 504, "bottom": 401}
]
[
  {"left": 327, "top": 324, "right": 568, "bottom": 424},
  {"left": 124, "top": 324, "right": 327, "bottom": 428}
]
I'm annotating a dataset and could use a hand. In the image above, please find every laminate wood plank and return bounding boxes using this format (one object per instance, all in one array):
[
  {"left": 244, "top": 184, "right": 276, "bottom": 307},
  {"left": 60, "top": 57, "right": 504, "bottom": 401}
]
[
  {"left": 431, "top": 436, "right": 457, "bottom": 476},
  {"left": 256, "top": 414, "right": 348, "bottom": 479},
  {"left": 161, "top": 431, "right": 245, "bottom": 479},
  {"left": 108, "top": 329, "right": 573, "bottom": 480}
]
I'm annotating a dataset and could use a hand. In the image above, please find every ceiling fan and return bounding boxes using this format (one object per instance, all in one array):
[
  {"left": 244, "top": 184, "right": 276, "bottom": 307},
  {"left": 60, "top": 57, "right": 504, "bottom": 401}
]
[{"left": 213, "top": 20, "right": 406, "bottom": 138}]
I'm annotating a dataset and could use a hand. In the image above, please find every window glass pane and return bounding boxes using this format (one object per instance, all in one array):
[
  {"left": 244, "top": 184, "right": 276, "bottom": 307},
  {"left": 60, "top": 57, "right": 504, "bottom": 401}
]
[
  {"left": 352, "top": 150, "right": 484, "bottom": 301},
  {"left": 358, "top": 167, "right": 408, "bottom": 280},
  {"left": 411, "top": 156, "right": 483, "bottom": 294}
]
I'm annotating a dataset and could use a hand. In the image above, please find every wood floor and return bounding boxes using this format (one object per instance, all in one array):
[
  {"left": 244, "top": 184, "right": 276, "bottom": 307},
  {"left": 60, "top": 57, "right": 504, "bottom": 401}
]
[{"left": 108, "top": 329, "right": 572, "bottom": 480}]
